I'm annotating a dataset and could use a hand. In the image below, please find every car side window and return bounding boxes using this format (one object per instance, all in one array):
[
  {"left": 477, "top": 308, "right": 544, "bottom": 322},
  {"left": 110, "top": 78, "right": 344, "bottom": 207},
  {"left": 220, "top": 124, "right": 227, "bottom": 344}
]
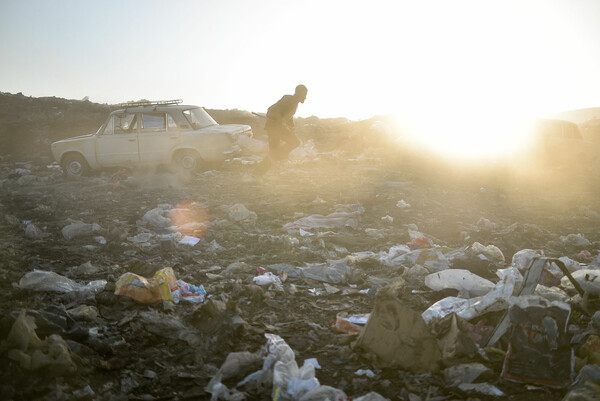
[
  {"left": 142, "top": 113, "right": 166, "bottom": 132},
  {"left": 104, "top": 114, "right": 137, "bottom": 135},
  {"left": 167, "top": 113, "right": 177, "bottom": 130}
]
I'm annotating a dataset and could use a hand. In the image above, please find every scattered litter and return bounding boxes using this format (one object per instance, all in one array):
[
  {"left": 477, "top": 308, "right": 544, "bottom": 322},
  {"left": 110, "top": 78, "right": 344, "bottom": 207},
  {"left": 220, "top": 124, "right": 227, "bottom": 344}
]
[
  {"left": 178, "top": 235, "right": 201, "bottom": 246},
  {"left": 444, "top": 363, "right": 491, "bottom": 386},
  {"left": 333, "top": 313, "right": 368, "bottom": 335},
  {"left": 227, "top": 203, "right": 257, "bottom": 223},
  {"left": 18, "top": 270, "right": 106, "bottom": 296},
  {"left": 381, "top": 215, "right": 393, "bottom": 223},
  {"left": 114, "top": 267, "right": 206, "bottom": 304},
  {"left": 458, "top": 383, "right": 504, "bottom": 396},
  {"left": 283, "top": 204, "right": 364, "bottom": 230},
  {"left": 25, "top": 223, "right": 50, "bottom": 239},
  {"left": 61, "top": 221, "right": 102, "bottom": 240},
  {"left": 355, "top": 369, "right": 376, "bottom": 378},
  {"left": 470, "top": 242, "right": 505, "bottom": 263},
  {"left": 253, "top": 271, "right": 284, "bottom": 291},
  {"left": 299, "top": 228, "right": 314, "bottom": 236},
  {"left": 560, "top": 233, "right": 591, "bottom": 248},
  {"left": 424, "top": 269, "right": 495, "bottom": 297},
  {"left": 396, "top": 200, "right": 411, "bottom": 209}
]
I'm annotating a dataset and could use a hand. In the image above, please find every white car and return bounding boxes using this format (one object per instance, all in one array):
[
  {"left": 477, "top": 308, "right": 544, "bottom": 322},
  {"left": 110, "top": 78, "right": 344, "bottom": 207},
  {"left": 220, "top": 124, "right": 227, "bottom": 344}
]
[{"left": 51, "top": 100, "right": 253, "bottom": 177}]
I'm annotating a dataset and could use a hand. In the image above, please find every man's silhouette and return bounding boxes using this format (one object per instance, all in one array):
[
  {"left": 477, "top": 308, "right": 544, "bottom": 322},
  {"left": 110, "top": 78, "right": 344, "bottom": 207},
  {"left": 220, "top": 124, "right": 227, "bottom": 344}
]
[{"left": 256, "top": 84, "right": 307, "bottom": 174}]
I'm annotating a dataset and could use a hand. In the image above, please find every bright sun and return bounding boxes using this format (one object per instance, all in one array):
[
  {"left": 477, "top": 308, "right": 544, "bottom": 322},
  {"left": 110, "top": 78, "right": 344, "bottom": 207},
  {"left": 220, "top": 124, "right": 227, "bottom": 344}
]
[{"left": 397, "top": 105, "right": 533, "bottom": 161}]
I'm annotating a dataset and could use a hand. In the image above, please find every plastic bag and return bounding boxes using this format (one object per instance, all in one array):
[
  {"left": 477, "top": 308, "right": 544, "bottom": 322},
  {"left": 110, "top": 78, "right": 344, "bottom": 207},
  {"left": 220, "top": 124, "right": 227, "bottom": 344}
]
[
  {"left": 283, "top": 204, "right": 364, "bottom": 231},
  {"left": 61, "top": 221, "right": 102, "bottom": 240},
  {"left": 228, "top": 204, "right": 257, "bottom": 223},
  {"left": 253, "top": 272, "right": 283, "bottom": 287},
  {"left": 424, "top": 269, "right": 495, "bottom": 297},
  {"left": 560, "top": 269, "right": 600, "bottom": 296},
  {"left": 297, "top": 385, "right": 347, "bottom": 401},
  {"left": 422, "top": 267, "right": 521, "bottom": 323},
  {"left": 116, "top": 269, "right": 207, "bottom": 304},
  {"left": 114, "top": 267, "right": 178, "bottom": 304},
  {"left": 176, "top": 280, "right": 207, "bottom": 303},
  {"left": 392, "top": 248, "right": 450, "bottom": 272},
  {"left": 140, "top": 206, "right": 172, "bottom": 232},
  {"left": 273, "top": 358, "right": 319, "bottom": 401},
  {"left": 511, "top": 249, "right": 543, "bottom": 272},
  {"left": 470, "top": 242, "right": 505, "bottom": 263},
  {"left": 19, "top": 270, "right": 107, "bottom": 295}
]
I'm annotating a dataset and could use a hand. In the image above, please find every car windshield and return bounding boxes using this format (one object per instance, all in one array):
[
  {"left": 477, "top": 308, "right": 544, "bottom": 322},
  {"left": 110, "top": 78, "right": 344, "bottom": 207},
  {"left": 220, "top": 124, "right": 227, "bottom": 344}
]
[{"left": 183, "top": 108, "right": 217, "bottom": 130}]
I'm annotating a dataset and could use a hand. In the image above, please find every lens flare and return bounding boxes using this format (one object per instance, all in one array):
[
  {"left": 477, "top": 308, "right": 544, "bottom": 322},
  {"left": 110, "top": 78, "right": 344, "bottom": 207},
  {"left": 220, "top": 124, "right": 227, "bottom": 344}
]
[{"left": 170, "top": 200, "right": 211, "bottom": 238}]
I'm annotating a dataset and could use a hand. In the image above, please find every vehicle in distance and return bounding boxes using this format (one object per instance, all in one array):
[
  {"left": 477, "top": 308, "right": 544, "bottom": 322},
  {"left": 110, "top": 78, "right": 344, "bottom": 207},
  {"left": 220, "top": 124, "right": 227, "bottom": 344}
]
[
  {"left": 51, "top": 99, "right": 253, "bottom": 177},
  {"left": 532, "top": 118, "right": 596, "bottom": 166}
]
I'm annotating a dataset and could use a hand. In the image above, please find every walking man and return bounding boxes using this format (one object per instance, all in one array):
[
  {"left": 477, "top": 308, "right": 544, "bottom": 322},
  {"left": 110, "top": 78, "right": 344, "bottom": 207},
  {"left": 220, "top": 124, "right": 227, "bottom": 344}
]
[{"left": 257, "top": 84, "right": 308, "bottom": 174}]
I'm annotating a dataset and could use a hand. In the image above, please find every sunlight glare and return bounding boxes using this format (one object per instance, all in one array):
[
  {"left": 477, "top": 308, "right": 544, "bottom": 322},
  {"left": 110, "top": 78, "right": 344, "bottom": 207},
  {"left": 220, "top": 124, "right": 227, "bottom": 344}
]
[
  {"left": 170, "top": 201, "right": 211, "bottom": 238},
  {"left": 399, "top": 105, "right": 532, "bottom": 161}
]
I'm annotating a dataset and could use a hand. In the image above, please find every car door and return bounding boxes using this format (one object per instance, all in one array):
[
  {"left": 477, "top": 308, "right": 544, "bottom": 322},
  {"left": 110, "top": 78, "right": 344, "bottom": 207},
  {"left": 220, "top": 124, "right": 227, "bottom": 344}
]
[
  {"left": 138, "top": 112, "right": 180, "bottom": 163},
  {"left": 96, "top": 113, "right": 140, "bottom": 166}
]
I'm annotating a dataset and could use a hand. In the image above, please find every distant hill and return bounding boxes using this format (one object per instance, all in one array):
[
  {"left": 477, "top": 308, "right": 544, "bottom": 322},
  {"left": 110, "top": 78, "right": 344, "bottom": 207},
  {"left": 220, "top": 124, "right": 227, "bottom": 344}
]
[{"left": 549, "top": 107, "right": 600, "bottom": 124}]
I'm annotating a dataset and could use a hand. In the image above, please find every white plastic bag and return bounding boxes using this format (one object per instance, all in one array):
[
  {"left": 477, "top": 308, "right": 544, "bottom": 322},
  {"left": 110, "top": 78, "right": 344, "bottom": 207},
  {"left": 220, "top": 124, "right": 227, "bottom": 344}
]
[
  {"left": 228, "top": 204, "right": 257, "bottom": 223},
  {"left": 470, "top": 242, "right": 505, "bottom": 263},
  {"left": 424, "top": 269, "right": 495, "bottom": 297},
  {"left": 19, "top": 270, "right": 106, "bottom": 295},
  {"left": 62, "top": 221, "right": 102, "bottom": 240},
  {"left": 253, "top": 272, "right": 283, "bottom": 289}
]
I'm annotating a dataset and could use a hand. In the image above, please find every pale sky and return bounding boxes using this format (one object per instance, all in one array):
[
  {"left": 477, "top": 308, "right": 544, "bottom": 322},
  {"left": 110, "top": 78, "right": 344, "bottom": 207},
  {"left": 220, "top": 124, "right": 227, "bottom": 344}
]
[{"left": 1, "top": 0, "right": 600, "bottom": 156}]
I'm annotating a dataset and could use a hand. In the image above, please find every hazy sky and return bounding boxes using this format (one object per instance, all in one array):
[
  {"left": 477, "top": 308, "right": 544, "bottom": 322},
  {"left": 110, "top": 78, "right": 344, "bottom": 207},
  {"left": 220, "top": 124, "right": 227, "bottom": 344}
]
[{"left": 1, "top": 0, "right": 599, "bottom": 123}]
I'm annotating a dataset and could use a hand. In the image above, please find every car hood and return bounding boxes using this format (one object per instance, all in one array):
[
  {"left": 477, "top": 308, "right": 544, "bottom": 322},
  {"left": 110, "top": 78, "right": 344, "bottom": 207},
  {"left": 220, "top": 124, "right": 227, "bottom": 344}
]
[
  {"left": 52, "top": 133, "right": 95, "bottom": 145},
  {"left": 192, "top": 124, "right": 251, "bottom": 135}
]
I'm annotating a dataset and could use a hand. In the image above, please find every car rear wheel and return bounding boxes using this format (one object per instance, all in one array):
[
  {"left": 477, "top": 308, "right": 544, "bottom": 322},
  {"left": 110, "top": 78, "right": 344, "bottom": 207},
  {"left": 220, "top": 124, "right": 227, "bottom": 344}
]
[
  {"left": 173, "top": 150, "right": 202, "bottom": 173},
  {"left": 62, "top": 153, "right": 89, "bottom": 178}
]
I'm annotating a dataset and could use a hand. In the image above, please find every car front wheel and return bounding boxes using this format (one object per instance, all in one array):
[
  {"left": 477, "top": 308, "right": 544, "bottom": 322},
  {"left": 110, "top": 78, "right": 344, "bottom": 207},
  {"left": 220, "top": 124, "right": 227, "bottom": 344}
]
[{"left": 62, "top": 154, "right": 89, "bottom": 178}]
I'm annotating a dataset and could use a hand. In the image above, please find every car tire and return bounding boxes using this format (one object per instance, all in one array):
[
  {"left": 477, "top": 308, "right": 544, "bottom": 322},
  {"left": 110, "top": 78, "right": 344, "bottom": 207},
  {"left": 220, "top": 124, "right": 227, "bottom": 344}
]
[
  {"left": 173, "top": 150, "right": 202, "bottom": 173},
  {"left": 62, "top": 153, "right": 89, "bottom": 178}
]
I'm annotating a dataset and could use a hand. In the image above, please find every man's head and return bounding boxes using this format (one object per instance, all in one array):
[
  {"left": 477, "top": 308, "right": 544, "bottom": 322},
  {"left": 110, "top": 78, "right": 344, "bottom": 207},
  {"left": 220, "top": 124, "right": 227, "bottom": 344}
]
[{"left": 294, "top": 84, "right": 308, "bottom": 103}]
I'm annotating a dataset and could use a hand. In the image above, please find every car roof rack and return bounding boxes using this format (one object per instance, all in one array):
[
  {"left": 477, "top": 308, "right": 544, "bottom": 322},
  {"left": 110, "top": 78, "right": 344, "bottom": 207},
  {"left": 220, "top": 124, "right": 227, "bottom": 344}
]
[{"left": 118, "top": 99, "right": 183, "bottom": 108}]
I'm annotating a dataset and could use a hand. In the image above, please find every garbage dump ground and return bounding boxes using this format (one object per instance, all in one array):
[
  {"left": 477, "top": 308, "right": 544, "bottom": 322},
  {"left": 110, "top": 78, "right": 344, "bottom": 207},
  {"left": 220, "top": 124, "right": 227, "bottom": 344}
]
[{"left": 1, "top": 94, "right": 600, "bottom": 400}]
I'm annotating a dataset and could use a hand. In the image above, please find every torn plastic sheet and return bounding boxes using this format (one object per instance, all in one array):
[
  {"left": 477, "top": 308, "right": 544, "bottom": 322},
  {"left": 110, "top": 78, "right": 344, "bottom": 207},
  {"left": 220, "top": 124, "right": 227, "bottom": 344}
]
[
  {"left": 179, "top": 235, "right": 201, "bottom": 246},
  {"left": 139, "top": 206, "right": 172, "bottom": 232},
  {"left": 301, "top": 260, "right": 357, "bottom": 284},
  {"left": 384, "top": 247, "right": 466, "bottom": 271},
  {"left": 422, "top": 267, "right": 522, "bottom": 323},
  {"left": 208, "top": 334, "right": 321, "bottom": 401},
  {"left": 253, "top": 272, "right": 284, "bottom": 290},
  {"left": 19, "top": 270, "right": 107, "bottom": 295},
  {"left": 424, "top": 269, "right": 495, "bottom": 297},
  {"left": 561, "top": 269, "right": 600, "bottom": 296},
  {"left": 470, "top": 242, "right": 505, "bottom": 263},
  {"left": 458, "top": 383, "right": 504, "bottom": 396},
  {"left": 61, "top": 221, "right": 102, "bottom": 240},
  {"left": 269, "top": 259, "right": 357, "bottom": 285},
  {"left": 283, "top": 204, "right": 364, "bottom": 231}
]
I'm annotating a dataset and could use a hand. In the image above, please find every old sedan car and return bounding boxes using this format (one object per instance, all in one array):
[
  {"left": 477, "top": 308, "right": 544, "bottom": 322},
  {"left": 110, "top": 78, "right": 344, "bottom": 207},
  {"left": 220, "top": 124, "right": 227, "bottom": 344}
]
[{"left": 51, "top": 99, "right": 253, "bottom": 177}]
